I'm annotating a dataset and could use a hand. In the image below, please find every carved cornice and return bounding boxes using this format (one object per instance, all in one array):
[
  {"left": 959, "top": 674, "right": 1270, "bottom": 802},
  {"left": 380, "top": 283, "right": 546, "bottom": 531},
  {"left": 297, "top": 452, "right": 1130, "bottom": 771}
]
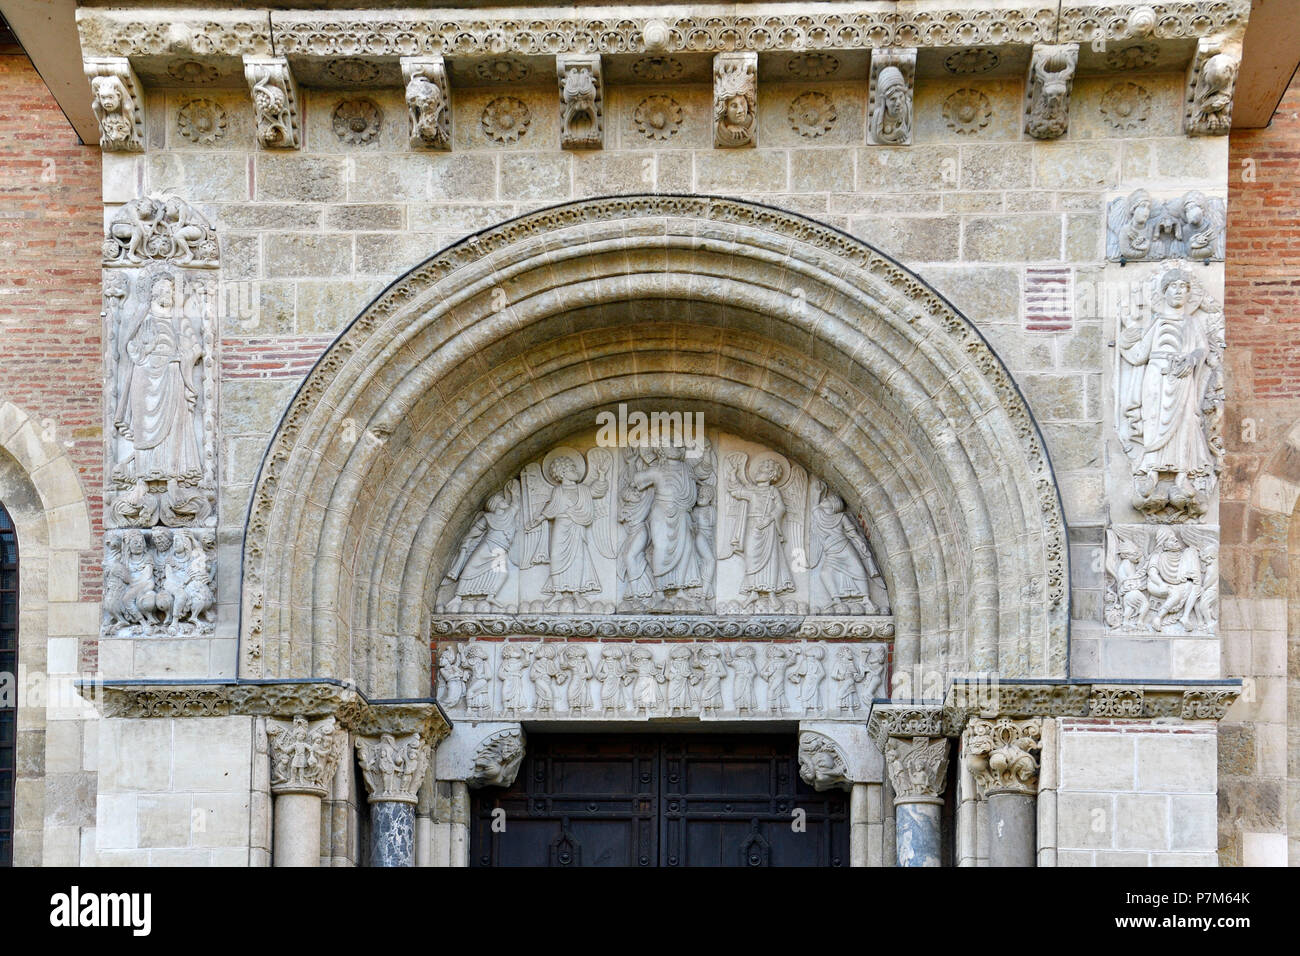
[
  {"left": 964, "top": 716, "right": 1043, "bottom": 798},
  {"left": 431, "top": 613, "right": 893, "bottom": 640},
  {"left": 941, "top": 680, "right": 1240, "bottom": 723},
  {"left": 76, "top": 4, "right": 1248, "bottom": 60},
  {"left": 83, "top": 681, "right": 452, "bottom": 737}
]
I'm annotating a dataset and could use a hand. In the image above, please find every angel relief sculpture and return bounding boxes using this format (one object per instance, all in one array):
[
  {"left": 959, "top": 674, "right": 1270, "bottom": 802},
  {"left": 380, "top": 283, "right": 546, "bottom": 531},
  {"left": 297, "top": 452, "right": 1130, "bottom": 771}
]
[
  {"left": 1116, "top": 268, "right": 1225, "bottom": 521},
  {"left": 440, "top": 479, "right": 521, "bottom": 612},
  {"left": 720, "top": 451, "right": 806, "bottom": 613},
  {"left": 808, "top": 481, "right": 889, "bottom": 614},
  {"left": 519, "top": 447, "right": 615, "bottom": 612}
]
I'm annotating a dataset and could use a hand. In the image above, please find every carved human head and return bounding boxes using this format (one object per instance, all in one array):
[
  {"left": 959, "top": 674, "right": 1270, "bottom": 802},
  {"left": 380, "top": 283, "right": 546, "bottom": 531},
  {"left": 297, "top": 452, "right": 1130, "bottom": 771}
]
[
  {"left": 151, "top": 528, "right": 173, "bottom": 553},
  {"left": 878, "top": 67, "right": 907, "bottom": 116},
  {"left": 1126, "top": 189, "right": 1151, "bottom": 225},
  {"left": 756, "top": 459, "right": 781, "bottom": 483},
  {"left": 1180, "top": 192, "right": 1206, "bottom": 225},
  {"left": 601, "top": 645, "right": 624, "bottom": 660},
  {"left": 149, "top": 273, "right": 176, "bottom": 311},
  {"left": 1159, "top": 269, "right": 1192, "bottom": 308},
  {"left": 547, "top": 455, "right": 579, "bottom": 483},
  {"left": 725, "top": 93, "right": 751, "bottom": 127}
]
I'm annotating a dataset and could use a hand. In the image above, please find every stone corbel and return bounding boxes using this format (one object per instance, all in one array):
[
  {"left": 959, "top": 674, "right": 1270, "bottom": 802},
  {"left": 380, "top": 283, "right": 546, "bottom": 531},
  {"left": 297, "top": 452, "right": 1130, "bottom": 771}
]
[
  {"left": 434, "top": 720, "right": 526, "bottom": 790},
  {"left": 556, "top": 54, "right": 603, "bottom": 150},
  {"left": 84, "top": 57, "right": 145, "bottom": 152},
  {"left": 796, "top": 722, "right": 880, "bottom": 792},
  {"left": 868, "top": 48, "right": 916, "bottom": 146},
  {"left": 1024, "top": 44, "right": 1079, "bottom": 140},
  {"left": 1185, "top": 38, "right": 1239, "bottom": 136},
  {"left": 243, "top": 56, "right": 300, "bottom": 149},
  {"left": 713, "top": 51, "right": 758, "bottom": 149},
  {"left": 401, "top": 56, "right": 451, "bottom": 150}
]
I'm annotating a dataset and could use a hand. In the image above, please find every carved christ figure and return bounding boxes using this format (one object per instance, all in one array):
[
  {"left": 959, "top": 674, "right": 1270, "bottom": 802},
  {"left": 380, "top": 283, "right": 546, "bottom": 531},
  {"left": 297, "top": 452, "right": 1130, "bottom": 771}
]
[
  {"left": 114, "top": 273, "right": 204, "bottom": 485},
  {"left": 630, "top": 443, "right": 703, "bottom": 596},
  {"left": 1117, "top": 270, "right": 1220, "bottom": 504}
]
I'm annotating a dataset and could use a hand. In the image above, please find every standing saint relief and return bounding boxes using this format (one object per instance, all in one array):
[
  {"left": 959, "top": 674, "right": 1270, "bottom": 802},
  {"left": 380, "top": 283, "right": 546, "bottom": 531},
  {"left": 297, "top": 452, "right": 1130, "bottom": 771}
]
[
  {"left": 101, "top": 194, "right": 220, "bottom": 639},
  {"left": 433, "top": 428, "right": 891, "bottom": 722}
]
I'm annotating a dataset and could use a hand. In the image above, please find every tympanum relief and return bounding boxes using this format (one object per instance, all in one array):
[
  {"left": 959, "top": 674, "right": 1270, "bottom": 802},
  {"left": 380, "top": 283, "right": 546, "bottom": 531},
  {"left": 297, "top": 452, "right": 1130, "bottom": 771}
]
[
  {"left": 1115, "top": 267, "right": 1225, "bottom": 522},
  {"left": 436, "top": 429, "right": 889, "bottom": 616},
  {"left": 435, "top": 639, "right": 888, "bottom": 721}
]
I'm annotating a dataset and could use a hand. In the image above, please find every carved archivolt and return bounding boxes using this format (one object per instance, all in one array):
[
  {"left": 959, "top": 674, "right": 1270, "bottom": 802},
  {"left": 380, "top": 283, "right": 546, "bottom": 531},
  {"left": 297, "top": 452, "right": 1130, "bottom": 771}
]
[
  {"left": 436, "top": 639, "right": 887, "bottom": 721},
  {"left": 241, "top": 197, "right": 1069, "bottom": 693}
]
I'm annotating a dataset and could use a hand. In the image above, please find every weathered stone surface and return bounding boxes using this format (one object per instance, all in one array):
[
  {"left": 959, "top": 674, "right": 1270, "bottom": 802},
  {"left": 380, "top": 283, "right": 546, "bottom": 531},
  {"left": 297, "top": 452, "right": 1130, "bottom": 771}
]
[{"left": 963, "top": 215, "right": 1061, "bottom": 262}]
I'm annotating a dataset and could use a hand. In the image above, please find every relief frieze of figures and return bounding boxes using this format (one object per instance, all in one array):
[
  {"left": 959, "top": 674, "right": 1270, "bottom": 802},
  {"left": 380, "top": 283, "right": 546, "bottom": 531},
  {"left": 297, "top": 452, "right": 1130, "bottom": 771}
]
[
  {"left": 435, "top": 639, "right": 888, "bottom": 720},
  {"left": 436, "top": 428, "right": 889, "bottom": 617}
]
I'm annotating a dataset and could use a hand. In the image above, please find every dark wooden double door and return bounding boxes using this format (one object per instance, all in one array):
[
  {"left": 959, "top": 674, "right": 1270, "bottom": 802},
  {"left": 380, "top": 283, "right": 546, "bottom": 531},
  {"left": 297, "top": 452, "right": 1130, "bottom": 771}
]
[{"left": 471, "top": 734, "right": 849, "bottom": 867}]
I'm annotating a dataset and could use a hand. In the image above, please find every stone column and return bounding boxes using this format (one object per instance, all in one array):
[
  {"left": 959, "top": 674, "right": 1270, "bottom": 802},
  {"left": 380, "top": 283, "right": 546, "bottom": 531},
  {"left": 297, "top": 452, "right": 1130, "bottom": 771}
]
[
  {"left": 356, "top": 730, "right": 433, "bottom": 867},
  {"left": 964, "top": 716, "right": 1043, "bottom": 868},
  {"left": 266, "top": 715, "right": 346, "bottom": 867},
  {"left": 885, "top": 736, "right": 950, "bottom": 867},
  {"left": 431, "top": 722, "right": 525, "bottom": 866}
]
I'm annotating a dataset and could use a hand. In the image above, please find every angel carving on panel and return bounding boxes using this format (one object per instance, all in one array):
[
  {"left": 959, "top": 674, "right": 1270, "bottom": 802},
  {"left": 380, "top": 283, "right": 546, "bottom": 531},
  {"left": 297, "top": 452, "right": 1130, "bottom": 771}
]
[
  {"left": 518, "top": 446, "right": 615, "bottom": 612},
  {"left": 438, "top": 479, "right": 521, "bottom": 612},
  {"left": 809, "top": 480, "right": 886, "bottom": 614},
  {"left": 720, "top": 451, "right": 805, "bottom": 612}
]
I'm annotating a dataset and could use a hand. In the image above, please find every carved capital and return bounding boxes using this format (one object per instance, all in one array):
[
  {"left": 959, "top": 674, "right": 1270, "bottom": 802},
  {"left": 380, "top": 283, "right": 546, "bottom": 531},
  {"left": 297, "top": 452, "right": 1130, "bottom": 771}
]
[
  {"left": 557, "top": 54, "right": 603, "bottom": 150},
  {"left": 266, "top": 715, "right": 346, "bottom": 797},
  {"left": 356, "top": 731, "right": 431, "bottom": 804},
  {"left": 466, "top": 727, "right": 526, "bottom": 789},
  {"left": 797, "top": 731, "right": 851, "bottom": 792},
  {"left": 244, "top": 56, "right": 300, "bottom": 149},
  {"left": 1024, "top": 44, "right": 1078, "bottom": 140},
  {"left": 713, "top": 52, "right": 757, "bottom": 149},
  {"left": 964, "top": 716, "right": 1043, "bottom": 798},
  {"left": 401, "top": 56, "right": 450, "bottom": 150},
  {"left": 1185, "top": 39, "right": 1238, "bottom": 136},
  {"left": 885, "top": 736, "right": 950, "bottom": 805},
  {"left": 868, "top": 48, "right": 915, "bottom": 146}
]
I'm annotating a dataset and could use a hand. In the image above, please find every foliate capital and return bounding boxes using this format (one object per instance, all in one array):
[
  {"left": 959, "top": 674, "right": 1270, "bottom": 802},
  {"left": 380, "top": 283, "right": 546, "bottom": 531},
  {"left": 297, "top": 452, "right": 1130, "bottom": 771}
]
[{"left": 964, "top": 716, "right": 1043, "bottom": 798}]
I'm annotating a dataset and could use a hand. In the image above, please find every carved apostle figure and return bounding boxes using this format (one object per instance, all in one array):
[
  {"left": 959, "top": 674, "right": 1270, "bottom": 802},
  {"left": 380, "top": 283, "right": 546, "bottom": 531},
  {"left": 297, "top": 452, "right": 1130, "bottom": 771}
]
[
  {"left": 858, "top": 644, "right": 888, "bottom": 702},
  {"left": 872, "top": 66, "right": 912, "bottom": 145},
  {"left": 761, "top": 645, "right": 793, "bottom": 715},
  {"left": 442, "top": 480, "right": 520, "bottom": 611},
  {"left": 628, "top": 647, "right": 664, "bottom": 715},
  {"left": 498, "top": 644, "right": 529, "bottom": 717},
  {"left": 113, "top": 273, "right": 204, "bottom": 485},
  {"left": 1117, "top": 269, "right": 1224, "bottom": 519},
  {"left": 522, "top": 448, "right": 613, "bottom": 611},
  {"left": 595, "top": 645, "right": 629, "bottom": 715},
  {"left": 665, "top": 644, "right": 699, "bottom": 715},
  {"left": 697, "top": 645, "right": 726, "bottom": 715},
  {"left": 1145, "top": 529, "right": 1204, "bottom": 632},
  {"left": 463, "top": 644, "right": 492, "bottom": 716},
  {"left": 90, "top": 74, "right": 137, "bottom": 151},
  {"left": 560, "top": 644, "right": 594, "bottom": 714},
  {"left": 722, "top": 453, "right": 802, "bottom": 611},
  {"left": 617, "top": 447, "right": 658, "bottom": 608},
  {"left": 809, "top": 483, "right": 881, "bottom": 614},
  {"left": 436, "top": 644, "right": 466, "bottom": 708},
  {"left": 830, "top": 645, "right": 862, "bottom": 715},
  {"left": 530, "top": 643, "right": 563, "bottom": 714},
  {"left": 790, "top": 645, "right": 826, "bottom": 715},
  {"left": 725, "top": 645, "right": 758, "bottom": 714}
]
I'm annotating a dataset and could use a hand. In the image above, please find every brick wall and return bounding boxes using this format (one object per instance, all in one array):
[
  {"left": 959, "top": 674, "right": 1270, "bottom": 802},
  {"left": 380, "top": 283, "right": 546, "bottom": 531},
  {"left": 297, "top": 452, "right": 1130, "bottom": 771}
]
[
  {"left": 0, "top": 49, "right": 103, "bottom": 614},
  {"left": 1220, "top": 72, "right": 1300, "bottom": 866}
]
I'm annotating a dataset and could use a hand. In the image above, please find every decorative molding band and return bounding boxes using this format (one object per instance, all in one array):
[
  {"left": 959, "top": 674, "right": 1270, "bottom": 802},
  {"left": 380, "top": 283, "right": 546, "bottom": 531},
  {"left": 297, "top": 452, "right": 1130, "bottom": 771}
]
[
  {"left": 84, "top": 681, "right": 452, "bottom": 737},
  {"left": 430, "top": 613, "right": 894, "bottom": 640},
  {"left": 942, "top": 680, "right": 1240, "bottom": 722},
  {"left": 76, "top": 3, "right": 1248, "bottom": 59},
  {"left": 867, "top": 704, "right": 964, "bottom": 749}
]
